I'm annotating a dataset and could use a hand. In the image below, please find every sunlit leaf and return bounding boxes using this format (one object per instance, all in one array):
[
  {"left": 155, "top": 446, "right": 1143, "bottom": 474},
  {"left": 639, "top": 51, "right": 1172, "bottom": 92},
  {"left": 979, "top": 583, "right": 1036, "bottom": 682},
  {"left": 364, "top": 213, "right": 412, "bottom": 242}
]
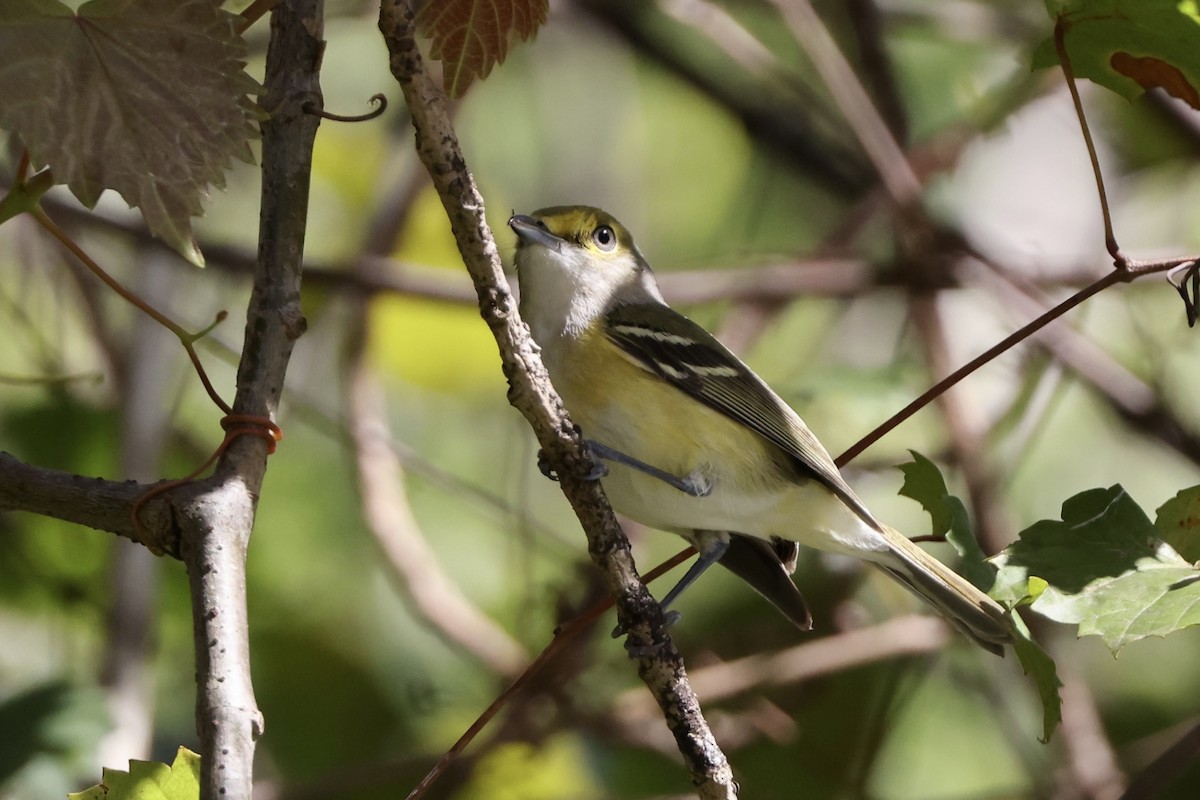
[
  {"left": 897, "top": 450, "right": 996, "bottom": 591},
  {"left": 417, "top": 0, "right": 549, "bottom": 98},
  {"left": 898, "top": 452, "right": 1060, "bottom": 739},
  {"left": 0, "top": 0, "right": 263, "bottom": 265},
  {"left": 68, "top": 746, "right": 200, "bottom": 800},
  {"left": 992, "top": 485, "right": 1200, "bottom": 652}
]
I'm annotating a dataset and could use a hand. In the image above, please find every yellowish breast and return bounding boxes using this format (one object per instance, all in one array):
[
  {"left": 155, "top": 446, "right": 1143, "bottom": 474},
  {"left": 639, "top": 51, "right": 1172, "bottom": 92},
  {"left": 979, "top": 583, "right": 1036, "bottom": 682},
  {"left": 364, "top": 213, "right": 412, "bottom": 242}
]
[{"left": 547, "top": 327, "right": 790, "bottom": 497}]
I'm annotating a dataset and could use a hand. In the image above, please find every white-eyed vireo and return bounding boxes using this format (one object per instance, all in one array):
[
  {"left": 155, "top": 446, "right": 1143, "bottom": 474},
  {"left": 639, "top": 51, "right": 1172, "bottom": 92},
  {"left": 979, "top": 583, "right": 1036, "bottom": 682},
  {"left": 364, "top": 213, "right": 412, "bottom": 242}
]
[{"left": 509, "top": 206, "right": 1011, "bottom": 654}]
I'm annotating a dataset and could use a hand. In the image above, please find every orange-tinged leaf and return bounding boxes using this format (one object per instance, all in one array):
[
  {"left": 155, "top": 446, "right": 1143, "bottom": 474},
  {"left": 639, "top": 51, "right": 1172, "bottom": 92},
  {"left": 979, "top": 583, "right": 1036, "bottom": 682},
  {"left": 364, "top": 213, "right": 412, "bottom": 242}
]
[
  {"left": 417, "top": 0, "right": 549, "bottom": 98},
  {"left": 0, "top": 0, "right": 263, "bottom": 265},
  {"left": 1033, "top": 1, "right": 1200, "bottom": 110},
  {"left": 1110, "top": 52, "right": 1200, "bottom": 108}
]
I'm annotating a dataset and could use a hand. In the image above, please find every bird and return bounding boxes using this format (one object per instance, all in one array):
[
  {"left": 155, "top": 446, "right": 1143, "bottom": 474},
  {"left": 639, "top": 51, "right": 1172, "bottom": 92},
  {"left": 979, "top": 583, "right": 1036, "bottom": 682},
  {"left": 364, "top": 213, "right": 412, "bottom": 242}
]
[{"left": 509, "top": 205, "right": 1011, "bottom": 654}]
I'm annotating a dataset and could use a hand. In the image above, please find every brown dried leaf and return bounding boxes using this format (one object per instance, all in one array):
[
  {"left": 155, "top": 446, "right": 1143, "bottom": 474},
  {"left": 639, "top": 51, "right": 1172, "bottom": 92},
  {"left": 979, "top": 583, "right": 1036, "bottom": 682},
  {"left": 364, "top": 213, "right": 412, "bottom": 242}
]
[
  {"left": 417, "top": 0, "right": 549, "bottom": 99},
  {"left": 1110, "top": 52, "right": 1200, "bottom": 109},
  {"left": 0, "top": 0, "right": 263, "bottom": 265}
]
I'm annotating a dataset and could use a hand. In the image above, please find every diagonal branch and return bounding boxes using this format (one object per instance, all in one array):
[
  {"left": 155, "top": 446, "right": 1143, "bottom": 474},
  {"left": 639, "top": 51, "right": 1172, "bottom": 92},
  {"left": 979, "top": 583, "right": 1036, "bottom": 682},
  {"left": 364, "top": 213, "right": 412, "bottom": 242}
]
[{"left": 377, "top": 3, "right": 734, "bottom": 797}]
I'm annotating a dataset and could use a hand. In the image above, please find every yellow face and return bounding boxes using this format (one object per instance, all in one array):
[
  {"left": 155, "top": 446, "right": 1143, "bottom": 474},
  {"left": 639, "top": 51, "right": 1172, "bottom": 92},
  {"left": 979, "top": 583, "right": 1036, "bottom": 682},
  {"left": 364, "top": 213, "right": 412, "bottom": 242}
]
[
  {"left": 509, "top": 206, "right": 658, "bottom": 340},
  {"left": 516, "top": 205, "right": 634, "bottom": 259}
]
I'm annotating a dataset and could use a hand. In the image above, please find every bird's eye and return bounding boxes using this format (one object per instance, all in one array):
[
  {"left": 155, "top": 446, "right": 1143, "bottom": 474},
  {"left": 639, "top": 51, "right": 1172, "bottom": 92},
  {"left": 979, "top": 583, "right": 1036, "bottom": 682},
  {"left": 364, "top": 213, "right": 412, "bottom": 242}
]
[{"left": 592, "top": 225, "right": 616, "bottom": 251}]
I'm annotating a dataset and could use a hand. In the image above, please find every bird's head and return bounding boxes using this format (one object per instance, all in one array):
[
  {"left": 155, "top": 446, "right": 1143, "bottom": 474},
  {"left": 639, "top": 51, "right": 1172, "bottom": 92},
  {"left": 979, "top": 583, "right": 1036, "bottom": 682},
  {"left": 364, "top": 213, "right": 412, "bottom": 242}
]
[{"left": 509, "top": 206, "right": 662, "bottom": 339}]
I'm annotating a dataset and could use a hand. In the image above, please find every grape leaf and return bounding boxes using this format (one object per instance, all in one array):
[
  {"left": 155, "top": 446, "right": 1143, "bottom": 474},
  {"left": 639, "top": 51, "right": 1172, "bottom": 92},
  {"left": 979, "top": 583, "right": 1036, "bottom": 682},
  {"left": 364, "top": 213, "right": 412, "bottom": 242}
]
[
  {"left": 68, "top": 746, "right": 200, "bottom": 800},
  {"left": 897, "top": 452, "right": 1061, "bottom": 740},
  {"left": 0, "top": 0, "right": 262, "bottom": 266},
  {"left": 1155, "top": 485, "right": 1200, "bottom": 563},
  {"left": 1010, "top": 614, "right": 1063, "bottom": 742},
  {"left": 1034, "top": 1, "right": 1200, "bottom": 109},
  {"left": 896, "top": 450, "right": 997, "bottom": 592},
  {"left": 991, "top": 485, "right": 1200, "bottom": 652},
  {"left": 417, "top": 0, "right": 549, "bottom": 98}
]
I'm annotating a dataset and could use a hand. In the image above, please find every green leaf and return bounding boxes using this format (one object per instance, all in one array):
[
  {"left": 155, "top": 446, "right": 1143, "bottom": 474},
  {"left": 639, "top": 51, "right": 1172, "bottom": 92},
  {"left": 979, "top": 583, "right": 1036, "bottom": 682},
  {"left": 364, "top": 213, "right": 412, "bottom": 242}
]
[
  {"left": 417, "top": 0, "right": 549, "bottom": 98},
  {"left": 1155, "top": 485, "right": 1200, "bottom": 563},
  {"left": 991, "top": 485, "right": 1200, "bottom": 652},
  {"left": 897, "top": 452, "right": 1062, "bottom": 738},
  {"left": 896, "top": 451, "right": 996, "bottom": 592},
  {"left": 0, "top": 0, "right": 263, "bottom": 265},
  {"left": 1010, "top": 614, "right": 1063, "bottom": 742},
  {"left": 68, "top": 746, "right": 200, "bottom": 800},
  {"left": 1033, "top": 1, "right": 1200, "bottom": 109}
]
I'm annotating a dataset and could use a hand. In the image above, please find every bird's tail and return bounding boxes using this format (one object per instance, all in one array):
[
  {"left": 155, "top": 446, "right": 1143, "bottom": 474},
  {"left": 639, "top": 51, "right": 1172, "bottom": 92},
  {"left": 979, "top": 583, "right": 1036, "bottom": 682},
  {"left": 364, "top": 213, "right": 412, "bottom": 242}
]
[{"left": 873, "top": 526, "right": 1012, "bottom": 656}]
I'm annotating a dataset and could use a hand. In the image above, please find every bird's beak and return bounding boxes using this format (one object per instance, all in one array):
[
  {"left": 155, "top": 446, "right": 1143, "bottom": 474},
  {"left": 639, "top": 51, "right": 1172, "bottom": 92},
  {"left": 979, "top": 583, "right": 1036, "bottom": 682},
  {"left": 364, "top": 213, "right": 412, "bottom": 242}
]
[{"left": 509, "top": 214, "right": 563, "bottom": 253}]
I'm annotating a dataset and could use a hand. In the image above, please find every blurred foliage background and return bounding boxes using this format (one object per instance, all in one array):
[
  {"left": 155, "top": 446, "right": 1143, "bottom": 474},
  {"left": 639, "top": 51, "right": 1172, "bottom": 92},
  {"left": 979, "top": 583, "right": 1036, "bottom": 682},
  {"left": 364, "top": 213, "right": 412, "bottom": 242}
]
[{"left": 3, "top": 0, "right": 1200, "bottom": 798}]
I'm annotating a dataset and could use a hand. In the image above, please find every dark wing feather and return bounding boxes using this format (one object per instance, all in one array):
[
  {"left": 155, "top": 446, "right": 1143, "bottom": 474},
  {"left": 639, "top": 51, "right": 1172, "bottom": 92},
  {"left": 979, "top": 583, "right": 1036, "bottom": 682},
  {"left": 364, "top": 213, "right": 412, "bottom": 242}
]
[
  {"left": 605, "top": 302, "right": 880, "bottom": 529},
  {"left": 719, "top": 534, "right": 812, "bottom": 630}
]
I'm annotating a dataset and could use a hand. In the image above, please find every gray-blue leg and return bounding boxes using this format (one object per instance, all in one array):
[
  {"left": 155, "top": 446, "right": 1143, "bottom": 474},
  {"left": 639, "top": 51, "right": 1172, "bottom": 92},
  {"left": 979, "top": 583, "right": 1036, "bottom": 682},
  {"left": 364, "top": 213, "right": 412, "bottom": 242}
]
[
  {"left": 612, "top": 537, "right": 729, "bottom": 639},
  {"left": 585, "top": 440, "right": 711, "bottom": 497}
]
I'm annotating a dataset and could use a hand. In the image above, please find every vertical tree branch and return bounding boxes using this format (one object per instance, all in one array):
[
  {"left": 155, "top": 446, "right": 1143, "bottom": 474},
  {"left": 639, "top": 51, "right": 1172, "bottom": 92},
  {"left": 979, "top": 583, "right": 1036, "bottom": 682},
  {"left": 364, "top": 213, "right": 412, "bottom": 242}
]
[
  {"left": 377, "top": 3, "right": 734, "bottom": 796},
  {"left": 180, "top": 2, "right": 323, "bottom": 797}
]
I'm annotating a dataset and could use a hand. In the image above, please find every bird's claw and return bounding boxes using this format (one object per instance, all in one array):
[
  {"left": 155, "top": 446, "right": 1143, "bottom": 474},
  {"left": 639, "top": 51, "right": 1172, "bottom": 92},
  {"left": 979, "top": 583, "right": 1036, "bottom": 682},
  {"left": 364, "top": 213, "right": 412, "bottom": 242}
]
[
  {"left": 536, "top": 449, "right": 559, "bottom": 482},
  {"left": 538, "top": 447, "right": 608, "bottom": 483},
  {"left": 614, "top": 610, "right": 682, "bottom": 657}
]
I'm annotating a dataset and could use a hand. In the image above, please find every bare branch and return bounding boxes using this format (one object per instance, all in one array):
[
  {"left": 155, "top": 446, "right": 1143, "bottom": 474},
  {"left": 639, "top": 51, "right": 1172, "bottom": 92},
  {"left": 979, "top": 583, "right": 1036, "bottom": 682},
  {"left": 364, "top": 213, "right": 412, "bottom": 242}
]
[
  {"left": 377, "top": 2, "right": 735, "bottom": 796},
  {"left": 180, "top": 3, "right": 324, "bottom": 797},
  {"left": 773, "top": 0, "right": 921, "bottom": 204},
  {"left": 612, "top": 615, "right": 949, "bottom": 718},
  {"left": 972, "top": 257, "right": 1200, "bottom": 467},
  {"left": 1121, "top": 718, "right": 1200, "bottom": 800},
  {"left": 345, "top": 304, "right": 529, "bottom": 677},
  {"left": 0, "top": 452, "right": 174, "bottom": 552},
  {"left": 1059, "top": 673, "right": 1126, "bottom": 800}
]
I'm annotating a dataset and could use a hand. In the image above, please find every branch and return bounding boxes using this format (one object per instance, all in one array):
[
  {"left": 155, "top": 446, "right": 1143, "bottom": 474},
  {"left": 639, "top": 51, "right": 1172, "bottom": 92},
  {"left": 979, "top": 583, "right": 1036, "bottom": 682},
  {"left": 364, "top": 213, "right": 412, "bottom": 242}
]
[
  {"left": 772, "top": 0, "right": 921, "bottom": 205},
  {"left": 1059, "top": 673, "right": 1126, "bottom": 800},
  {"left": 342, "top": 168, "right": 529, "bottom": 677},
  {"left": 575, "top": 0, "right": 872, "bottom": 194},
  {"left": 179, "top": 3, "right": 323, "bottom": 797},
  {"left": 972, "top": 257, "right": 1200, "bottom": 467},
  {"left": 612, "top": 615, "right": 949, "bottom": 718},
  {"left": 377, "top": 3, "right": 734, "bottom": 796},
  {"left": 0, "top": 452, "right": 174, "bottom": 552},
  {"left": 1121, "top": 718, "right": 1200, "bottom": 800}
]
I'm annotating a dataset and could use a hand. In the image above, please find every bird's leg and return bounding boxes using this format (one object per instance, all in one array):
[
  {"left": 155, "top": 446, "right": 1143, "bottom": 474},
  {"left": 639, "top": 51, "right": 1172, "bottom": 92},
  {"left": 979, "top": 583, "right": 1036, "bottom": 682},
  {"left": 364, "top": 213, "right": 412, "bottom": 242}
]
[
  {"left": 612, "top": 534, "right": 729, "bottom": 640},
  {"left": 584, "top": 439, "right": 712, "bottom": 497},
  {"left": 657, "top": 535, "right": 728, "bottom": 613}
]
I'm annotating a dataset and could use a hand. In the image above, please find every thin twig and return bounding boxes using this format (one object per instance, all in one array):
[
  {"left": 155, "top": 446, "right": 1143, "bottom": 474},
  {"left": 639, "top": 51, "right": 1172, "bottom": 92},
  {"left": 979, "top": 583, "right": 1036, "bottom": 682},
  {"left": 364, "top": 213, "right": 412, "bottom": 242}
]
[
  {"left": 972, "top": 255, "right": 1200, "bottom": 466},
  {"left": 1059, "top": 673, "right": 1126, "bottom": 800},
  {"left": 1054, "top": 18, "right": 1120, "bottom": 261},
  {"left": 612, "top": 615, "right": 949, "bottom": 715},
  {"left": 837, "top": 267, "right": 1126, "bottom": 466},
  {"left": 773, "top": 0, "right": 921, "bottom": 204},
  {"left": 31, "top": 207, "right": 232, "bottom": 413},
  {"left": 1119, "top": 719, "right": 1200, "bottom": 800}
]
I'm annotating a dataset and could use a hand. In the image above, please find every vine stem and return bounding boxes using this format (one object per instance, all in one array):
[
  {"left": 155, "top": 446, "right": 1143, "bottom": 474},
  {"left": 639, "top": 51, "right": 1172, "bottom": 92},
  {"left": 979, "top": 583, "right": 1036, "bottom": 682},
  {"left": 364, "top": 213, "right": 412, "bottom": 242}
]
[
  {"left": 837, "top": 268, "right": 1124, "bottom": 466},
  {"left": 1054, "top": 17, "right": 1121, "bottom": 261},
  {"left": 31, "top": 207, "right": 232, "bottom": 414}
]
